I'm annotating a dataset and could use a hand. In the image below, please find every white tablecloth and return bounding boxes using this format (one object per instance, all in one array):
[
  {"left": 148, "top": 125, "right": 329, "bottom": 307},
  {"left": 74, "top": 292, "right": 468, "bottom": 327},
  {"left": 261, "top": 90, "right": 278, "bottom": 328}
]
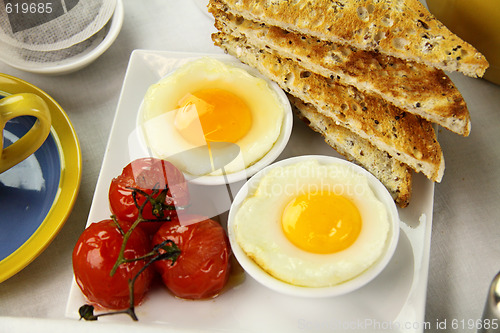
[{"left": 0, "top": 1, "right": 499, "bottom": 332}]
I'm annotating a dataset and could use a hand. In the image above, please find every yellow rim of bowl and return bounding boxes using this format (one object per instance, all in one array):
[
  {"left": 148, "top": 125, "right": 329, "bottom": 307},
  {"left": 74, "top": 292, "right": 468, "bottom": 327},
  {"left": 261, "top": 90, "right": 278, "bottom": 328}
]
[{"left": 0, "top": 73, "right": 82, "bottom": 283}]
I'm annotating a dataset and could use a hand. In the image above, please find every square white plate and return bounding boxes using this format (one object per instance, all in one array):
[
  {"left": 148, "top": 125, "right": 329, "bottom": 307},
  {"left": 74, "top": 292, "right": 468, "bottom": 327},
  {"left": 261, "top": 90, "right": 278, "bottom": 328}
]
[{"left": 66, "top": 50, "right": 434, "bottom": 333}]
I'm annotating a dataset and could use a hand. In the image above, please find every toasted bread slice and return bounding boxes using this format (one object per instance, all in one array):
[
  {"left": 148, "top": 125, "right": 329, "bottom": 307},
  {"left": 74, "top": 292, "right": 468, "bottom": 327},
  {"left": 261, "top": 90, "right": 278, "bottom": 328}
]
[
  {"left": 289, "top": 95, "right": 412, "bottom": 207},
  {"left": 212, "top": 31, "right": 445, "bottom": 182},
  {"left": 210, "top": 0, "right": 488, "bottom": 77},
  {"left": 212, "top": 9, "right": 471, "bottom": 136}
]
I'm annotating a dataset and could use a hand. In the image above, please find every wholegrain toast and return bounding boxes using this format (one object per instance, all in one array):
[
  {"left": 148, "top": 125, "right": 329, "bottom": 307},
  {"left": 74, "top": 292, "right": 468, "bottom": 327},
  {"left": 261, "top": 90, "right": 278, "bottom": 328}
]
[
  {"left": 289, "top": 94, "right": 412, "bottom": 207},
  {"left": 211, "top": 0, "right": 488, "bottom": 77},
  {"left": 212, "top": 8, "right": 471, "bottom": 136},
  {"left": 212, "top": 31, "right": 445, "bottom": 182}
]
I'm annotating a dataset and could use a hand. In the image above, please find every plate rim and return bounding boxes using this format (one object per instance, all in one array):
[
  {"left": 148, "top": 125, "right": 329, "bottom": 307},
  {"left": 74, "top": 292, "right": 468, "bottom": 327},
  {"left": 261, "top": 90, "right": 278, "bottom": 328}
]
[{"left": 0, "top": 73, "right": 82, "bottom": 283}]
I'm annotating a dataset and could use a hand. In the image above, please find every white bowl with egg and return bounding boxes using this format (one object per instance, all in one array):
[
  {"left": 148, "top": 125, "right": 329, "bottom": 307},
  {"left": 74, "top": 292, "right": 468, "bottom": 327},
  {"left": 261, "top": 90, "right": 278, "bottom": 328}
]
[
  {"left": 227, "top": 155, "right": 400, "bottom": 298},
  {"left": 137, "top": 56, "right": 293, "bottom": 185}
]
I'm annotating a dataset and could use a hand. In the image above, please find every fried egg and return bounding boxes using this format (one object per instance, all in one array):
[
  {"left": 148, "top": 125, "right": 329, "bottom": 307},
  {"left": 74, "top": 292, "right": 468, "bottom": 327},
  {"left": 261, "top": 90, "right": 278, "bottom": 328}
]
[
  {"left": 233, "top": 159, "right": 390, "bottom": 288},
  {"left": 138, "top": 57, "right": 285, "bottom": 178}
]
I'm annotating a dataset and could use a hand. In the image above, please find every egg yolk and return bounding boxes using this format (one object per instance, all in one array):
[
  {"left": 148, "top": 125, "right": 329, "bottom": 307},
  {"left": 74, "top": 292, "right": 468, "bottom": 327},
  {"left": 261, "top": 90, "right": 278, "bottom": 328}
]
[
  {"left": 174, "top": 88, "right": 252, "bottom": 145},
  {"left": 281, "top": 191, "right": 362, "bottom": 254}
]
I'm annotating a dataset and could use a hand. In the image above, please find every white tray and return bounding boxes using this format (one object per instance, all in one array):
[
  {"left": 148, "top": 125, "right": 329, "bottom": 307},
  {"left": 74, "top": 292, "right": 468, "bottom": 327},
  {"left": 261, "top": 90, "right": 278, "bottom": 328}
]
[{"left": 65, "top": 50, "right": 434, "bottom": 333}]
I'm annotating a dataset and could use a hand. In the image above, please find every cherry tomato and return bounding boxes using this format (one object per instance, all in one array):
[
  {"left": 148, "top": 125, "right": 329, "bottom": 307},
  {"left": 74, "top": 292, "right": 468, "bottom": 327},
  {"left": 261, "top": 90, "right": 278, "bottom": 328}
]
[
  {"left": 152, "top": 215, "right": 231, "bottom": 299},
  {"left": 72, "top": 219, "right": 154, "bottom": 310},
  {"left": 109, "top": 157, "right": 189, "bottom": 235}
]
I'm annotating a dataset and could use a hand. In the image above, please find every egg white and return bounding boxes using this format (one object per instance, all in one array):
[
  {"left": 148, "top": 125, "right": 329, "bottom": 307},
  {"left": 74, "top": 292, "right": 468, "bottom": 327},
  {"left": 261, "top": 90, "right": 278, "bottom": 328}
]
[
  {"left": 233, "top": 159, "right": 390, "bottom": 288},
  {"left": 138, "top": 57, "right": 285, "bottom": 177}
]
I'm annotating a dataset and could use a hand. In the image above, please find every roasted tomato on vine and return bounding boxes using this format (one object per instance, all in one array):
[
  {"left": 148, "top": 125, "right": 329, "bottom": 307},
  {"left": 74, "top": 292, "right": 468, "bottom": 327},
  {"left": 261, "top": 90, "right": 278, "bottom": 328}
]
[
  {"left": 109, "top": 157, "right": 189, "bottom": 235},
  {"left": 152, "top": 215, "right": 231, "bottom": 300},
  {"left": 72, "top": 219, "right": 155, "bottom": 310}
]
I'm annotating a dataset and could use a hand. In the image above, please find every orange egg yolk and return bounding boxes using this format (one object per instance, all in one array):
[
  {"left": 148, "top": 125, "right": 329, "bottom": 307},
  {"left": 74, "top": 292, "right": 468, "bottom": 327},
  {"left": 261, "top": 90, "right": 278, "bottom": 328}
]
[
  {"left": 281, "top": 191, "right": 362, "bottom": 254},
  {"left": 174, "top": 88, "right": 252, "bottom": 145}
]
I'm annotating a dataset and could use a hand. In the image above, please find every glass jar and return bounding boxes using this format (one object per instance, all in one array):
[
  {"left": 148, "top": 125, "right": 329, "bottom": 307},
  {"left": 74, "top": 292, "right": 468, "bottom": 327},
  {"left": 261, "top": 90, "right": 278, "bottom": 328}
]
[{"left": 426, "top": 0, "right": 500, "bottom": 85}]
